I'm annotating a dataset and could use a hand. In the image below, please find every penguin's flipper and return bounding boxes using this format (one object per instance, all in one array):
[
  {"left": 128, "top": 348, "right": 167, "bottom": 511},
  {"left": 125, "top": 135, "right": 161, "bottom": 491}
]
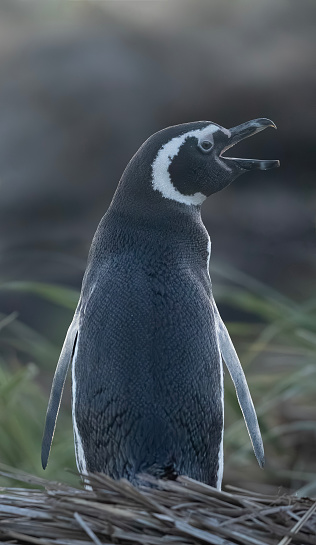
[
  {"left": 41, "top": 314, "right": 79, "bottom": 469},
  {"left": 214, "top": 303, "right": 265, "bottom": 468}
]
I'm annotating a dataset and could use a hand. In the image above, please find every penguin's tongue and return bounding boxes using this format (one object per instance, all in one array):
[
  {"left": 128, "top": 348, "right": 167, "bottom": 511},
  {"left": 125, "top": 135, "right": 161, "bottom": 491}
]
[
  {"left": 220, "top": 117, "right": 280, "bottom": 171},
  {"left": 223, "top": 157, "right": 280, "bottom": 170}
]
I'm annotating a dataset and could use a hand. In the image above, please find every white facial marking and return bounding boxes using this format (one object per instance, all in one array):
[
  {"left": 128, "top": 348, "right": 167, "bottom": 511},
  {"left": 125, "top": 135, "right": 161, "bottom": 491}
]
[
  {"left": 220, "top": 127, "right": 231, "bottom": 138},
  {"left": 152, "top": 124, "right": 223, "bottom": 205},
  {"left": 205, "top": 235, "right": 224, "bottom": 490}
]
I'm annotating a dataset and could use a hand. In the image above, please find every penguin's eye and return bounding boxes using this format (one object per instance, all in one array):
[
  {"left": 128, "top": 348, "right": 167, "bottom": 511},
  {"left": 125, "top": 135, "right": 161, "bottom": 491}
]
[{"left": 199, "top": 140, "right": 213, "bottom": 153}]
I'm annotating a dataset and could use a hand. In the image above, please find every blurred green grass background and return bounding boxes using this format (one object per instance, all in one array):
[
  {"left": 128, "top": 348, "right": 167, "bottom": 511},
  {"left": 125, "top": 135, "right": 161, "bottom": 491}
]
[{"left": 0, "top": 270, "right": 315, "bottom": 495}]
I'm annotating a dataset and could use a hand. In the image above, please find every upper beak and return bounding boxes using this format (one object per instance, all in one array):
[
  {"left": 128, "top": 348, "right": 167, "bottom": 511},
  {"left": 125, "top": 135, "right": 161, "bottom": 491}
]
[{"left": 221, "top": 118, "right": 280, "bottom": 171}]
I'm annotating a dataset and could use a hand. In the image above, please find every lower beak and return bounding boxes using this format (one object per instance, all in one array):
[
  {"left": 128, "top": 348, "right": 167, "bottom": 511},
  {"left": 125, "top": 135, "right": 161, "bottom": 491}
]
[{"left": 221, "top": 118, "right": 280, "bottom": 171}]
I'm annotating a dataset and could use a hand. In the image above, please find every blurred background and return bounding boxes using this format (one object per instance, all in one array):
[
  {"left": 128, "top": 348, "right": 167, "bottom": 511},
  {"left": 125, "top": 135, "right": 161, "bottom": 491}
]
[{"left": 0, "top": 0, "right": 315, "bottom": 495}]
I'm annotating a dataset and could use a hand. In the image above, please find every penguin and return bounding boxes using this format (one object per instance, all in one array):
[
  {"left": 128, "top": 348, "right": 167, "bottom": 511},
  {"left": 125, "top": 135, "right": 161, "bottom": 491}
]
[{"left": 41, "top": 118, "right": 279, "bottom": 489}]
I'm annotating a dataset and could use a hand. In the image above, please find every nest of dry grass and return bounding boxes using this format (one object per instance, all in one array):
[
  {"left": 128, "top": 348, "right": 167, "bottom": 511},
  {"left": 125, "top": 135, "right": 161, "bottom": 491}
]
[{"left": 0, "top": 467, "right": 315, "bottom": 545}]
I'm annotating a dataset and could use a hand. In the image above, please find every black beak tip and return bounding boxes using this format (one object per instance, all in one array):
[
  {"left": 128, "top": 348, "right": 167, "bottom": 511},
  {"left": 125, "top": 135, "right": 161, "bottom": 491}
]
[
  {"left": 259, "top": 159, "right": 280, "bottom": 170},
  {"left": 256, "top": 118, "right": 277, "bottom": 130}
]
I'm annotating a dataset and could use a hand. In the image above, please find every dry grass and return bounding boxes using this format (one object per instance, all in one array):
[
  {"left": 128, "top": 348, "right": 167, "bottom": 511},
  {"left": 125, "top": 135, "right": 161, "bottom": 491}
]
[{"left": 0, "top": 466, "right": 315, "bottom": 545}]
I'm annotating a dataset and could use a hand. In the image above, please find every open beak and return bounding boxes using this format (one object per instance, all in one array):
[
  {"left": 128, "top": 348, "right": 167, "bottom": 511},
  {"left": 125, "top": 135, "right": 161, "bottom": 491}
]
[{"left": 221, "top": 118, "right": 280, "bottom": 171}]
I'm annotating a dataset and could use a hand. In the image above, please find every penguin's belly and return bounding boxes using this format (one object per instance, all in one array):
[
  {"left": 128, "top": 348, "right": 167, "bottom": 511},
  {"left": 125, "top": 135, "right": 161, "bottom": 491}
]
[{"left": 72, "top": 264, "right": 223, "bottom": 486}]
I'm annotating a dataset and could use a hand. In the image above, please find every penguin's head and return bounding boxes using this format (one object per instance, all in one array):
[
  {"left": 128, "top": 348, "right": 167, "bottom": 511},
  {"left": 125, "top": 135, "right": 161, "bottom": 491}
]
[{"left": 144, "top": 119, "right": 279, "bottom": 206}]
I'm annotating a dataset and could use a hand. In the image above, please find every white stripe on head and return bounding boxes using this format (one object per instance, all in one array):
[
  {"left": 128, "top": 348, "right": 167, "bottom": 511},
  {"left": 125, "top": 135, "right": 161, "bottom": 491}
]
[{"left": 152, "top": 124, "right": 228, "bottom": 205}]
